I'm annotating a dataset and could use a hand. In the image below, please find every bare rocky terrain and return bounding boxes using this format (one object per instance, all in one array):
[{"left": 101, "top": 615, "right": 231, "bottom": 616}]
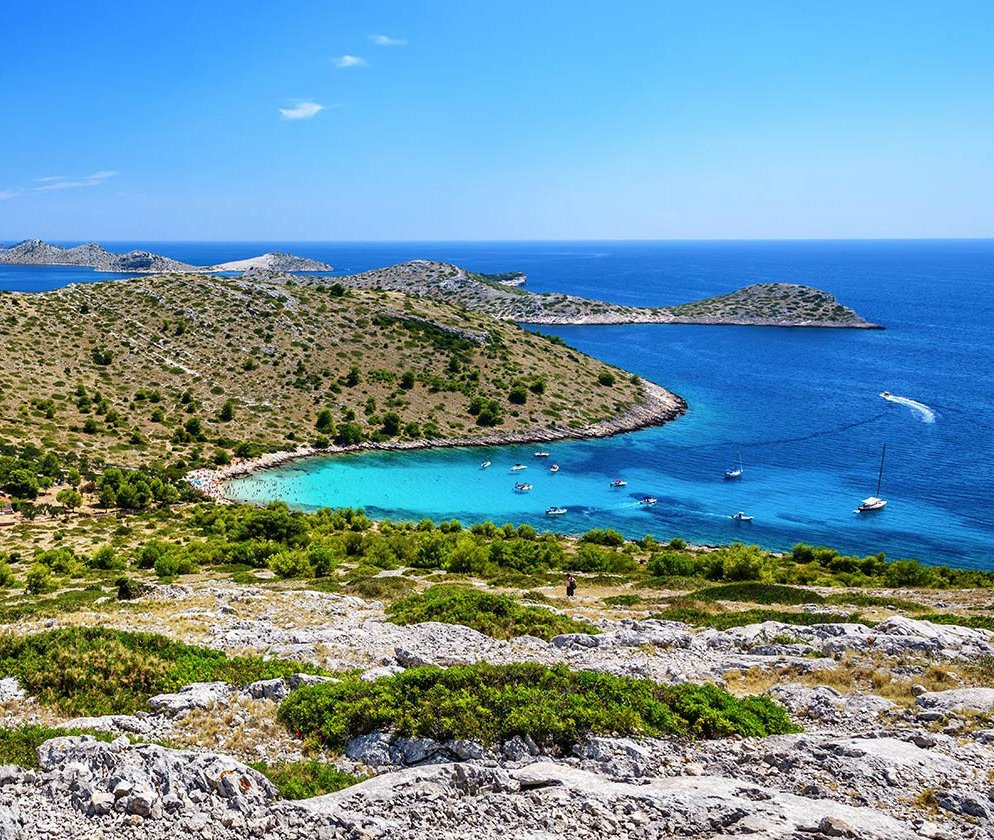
[{"left": 2, "top": 580, "right": 993, "bottom": 839}]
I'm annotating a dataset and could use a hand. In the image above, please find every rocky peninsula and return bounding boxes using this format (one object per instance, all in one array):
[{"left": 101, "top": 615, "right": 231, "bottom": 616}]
[
  {"left": 314, "top": 260, "right": 880, "bottom": 328},
  {"left": 0, "top": 240, "right": 330, "bottom": 273}
]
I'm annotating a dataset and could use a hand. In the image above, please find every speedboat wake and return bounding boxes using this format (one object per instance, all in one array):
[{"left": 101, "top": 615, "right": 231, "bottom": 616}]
[{"left": 880, "top": 392, "right": 936, "bottom": 423}]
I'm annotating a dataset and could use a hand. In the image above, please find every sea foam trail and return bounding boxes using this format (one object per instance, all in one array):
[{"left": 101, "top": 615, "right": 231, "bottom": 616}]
[{"left": 883, "top": 394, "right": 936, "bottom": 423}]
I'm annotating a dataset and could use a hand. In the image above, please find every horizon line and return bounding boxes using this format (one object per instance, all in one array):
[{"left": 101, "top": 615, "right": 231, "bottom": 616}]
[{"left": 3, "top": 236, "right": 993, "bottom": 245}]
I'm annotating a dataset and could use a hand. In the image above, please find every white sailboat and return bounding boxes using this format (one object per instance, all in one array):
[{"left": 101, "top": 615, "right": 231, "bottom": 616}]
[{"left": 857, "top": 444, "right": 888, "bottom": 512}]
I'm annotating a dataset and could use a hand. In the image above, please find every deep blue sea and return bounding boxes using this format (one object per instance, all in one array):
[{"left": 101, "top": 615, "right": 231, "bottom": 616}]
[{"left": 3, "top": 240, "right": 992, "bottom": 568}]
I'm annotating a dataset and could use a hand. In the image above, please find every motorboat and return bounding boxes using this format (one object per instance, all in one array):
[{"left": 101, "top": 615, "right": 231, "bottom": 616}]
[
  {"left": 546, "top": 506, "right": 568, "bottom": 516},
  {"left": 731, "top": 511, "right": 753, "bottom": 522},
  {"left": 856, "top": 444, "right": 888, "bottom": 513},
  {"left": 880, "top": 391, "right": 890, "bottom": 398},
  {"left": 549, "top": 464, "right": 560, "bottom": 473},
  {"left": 724, "top": 453, "right": 743, "bottom": 480},
  {"left": 639, "top": 497, "right": 657, "bottom": 507},
  {"left": 480, "top": 461, "right": 492, "bottom": 469},
  {"left": 511, "top": 464, "right": 527, "bottom": 472},
  {"left": 514, "top": 482, "right": 533, "bottom": 492},
  {"left": 534, "top": 451, "right": 550, "bottom": 458},
  {"left": 610, "top": 478, "right": 627, "bottom": 488}
]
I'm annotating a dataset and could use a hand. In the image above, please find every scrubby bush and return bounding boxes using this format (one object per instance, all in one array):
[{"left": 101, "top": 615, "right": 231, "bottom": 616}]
[
  {"left": 250, "top": 760, "right": 363, "bottom": 799},
  {"left": 0, "top": 628, "right": 325, "bottom": 716},
  {"left": 278, "top": 663, "right": 799, "bottom": 751},
  {"left": 691, "top": 583, "right": 824, "bottom": 606},
  {"left": 153, "top": 554, "right": 198, "bottom": 578},
  {"left": 87, "top": 546, "right": 125, "bottom": 571},
  {"left": 387, "top": 585, "right": 596, "bottom": 641},
  {"left": 25, "top": 564, "right": 55, "bottom": 594}
]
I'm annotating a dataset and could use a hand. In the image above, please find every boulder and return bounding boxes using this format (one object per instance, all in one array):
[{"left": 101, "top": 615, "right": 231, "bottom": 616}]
[
  {"left": 242, "top": 678, "right": 290, "bottom": 702},
  {"left": 915, "top": 687, "right": 994, "bottom": 715},
  {"left": 147, "top": 682, "right": 233, "bottom": 716}
]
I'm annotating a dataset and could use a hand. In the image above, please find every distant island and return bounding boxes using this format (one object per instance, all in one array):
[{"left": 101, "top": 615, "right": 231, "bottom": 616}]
[
  {"left": 316, "top": 260, "right": 881, "bottom": 329},
  {"left": 0, "top": 239, "right": 331, "bottom": 273}
]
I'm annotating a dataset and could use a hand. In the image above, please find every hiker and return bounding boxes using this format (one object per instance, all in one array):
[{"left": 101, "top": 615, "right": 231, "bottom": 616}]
[{"left": 565, "top": 574, "right": 577, "bottom": 598}]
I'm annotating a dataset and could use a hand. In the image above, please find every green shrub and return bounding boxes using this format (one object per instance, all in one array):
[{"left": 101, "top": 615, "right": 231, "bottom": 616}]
[
  {"left": 278, "top": 663, "right": 799, "bottom": 751},
  {"left": 268, "top": 550, "right": 314, "bottom": 579},
  {"left": 153, "top": 554, "right": 198, "bottom": 579},
  {"left": 0, "top": 628, "right": 324, "bottom": 716},
  {"left": 250, "top": 760, "right": 364, "bottom": 799},
  {"left": 0, "top": 561, "right": 14, "bottom": 588},
  {"left": 87, "top": 546, "right": 126, "bottom": 571},
  {"left": 24, "top": 563, "right": 54, "bottom": 594},
  {"left": 650, "top": 606, "right": 865, "bottom": 630},
  {"left": 387, "top": 585, "right": 596, "bottom": 641},
  {"left": 0, "top": 725, "right": 114, "bottom": 768},
  {"left": 648, "top": 550, "right": 698, "bottom": 577},
  {"left": 691, "top": 583, "right": 824, "bottom": 606},
  {"left": 603, "top": 594, "right": 641, "bottom": 607}
]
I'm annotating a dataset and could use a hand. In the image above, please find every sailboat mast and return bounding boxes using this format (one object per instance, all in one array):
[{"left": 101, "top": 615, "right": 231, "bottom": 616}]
[{"left": 876, "top": 443, "right": 886, "bottom": 496}]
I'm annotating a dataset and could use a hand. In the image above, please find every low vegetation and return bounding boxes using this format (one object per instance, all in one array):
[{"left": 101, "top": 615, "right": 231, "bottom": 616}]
[
  {"left": 278, "top": 663, "right": 799, "bottom": 751},
  {"left": 386, "top": 585, "right": 597, "bottom": 640},
  {"left": 0, "top": 724, "right": 114, "bottom": 768},
  {"left": 250, "top": 759, "right": 365, "bottom": 799},
  {"left": 689, "top": 582, "right": 825, "bottom": 605},
  {"left": 0, "top": 628, "right": 323, "bottom": 716},
  {"left": 650, "top": 604, "right": 864, "bottom": 630}
]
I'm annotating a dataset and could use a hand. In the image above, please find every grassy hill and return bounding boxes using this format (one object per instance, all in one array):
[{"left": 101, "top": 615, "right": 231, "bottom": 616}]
[{"left": 0, "top": 271, "right": 667, "bottom": 468}]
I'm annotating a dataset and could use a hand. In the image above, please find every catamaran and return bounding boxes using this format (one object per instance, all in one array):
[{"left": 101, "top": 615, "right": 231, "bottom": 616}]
[
  {"left": 724, "top": 453, "right": 743, "bottom": 480},
  {"left": 857, "top": 444, "right": 888, "bottom": 512},
  {"left": 546, "top": 506, "right": 567, "bottom": 516}
]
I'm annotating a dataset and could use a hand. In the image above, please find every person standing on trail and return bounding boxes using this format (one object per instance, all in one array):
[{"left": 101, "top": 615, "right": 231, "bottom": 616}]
[{"left": 565, "top": 574, "right": 577, "bottom": 598}]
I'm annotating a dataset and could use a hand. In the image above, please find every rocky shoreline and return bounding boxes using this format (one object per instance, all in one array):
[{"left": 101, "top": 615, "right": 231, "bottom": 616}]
[{"left": 186, "top": 380, "right": 687, "bottom": 503}]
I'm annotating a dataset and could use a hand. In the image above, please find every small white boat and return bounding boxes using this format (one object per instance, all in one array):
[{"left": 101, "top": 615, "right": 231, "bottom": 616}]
[
  {"left": 546, "top": 506, "right": 568, "bottom": 516},
  {"left": 534, "top": 451, "right": 550, "bottom": 458},
  {"left": 610, "top": 478, "right": 627, "bottom": 488},
  {"left": 856, "top": 444, "right": 888, "bottom": 513},
  {"left": 549, "top": 464, "right": 560, "bottom": 473},
  {"left": 731, "top": 511, "right": 753, "bottom": 522},
  {"left": 724, "top": 452, "right": 743, "bottom": 480},
  {"left": 511, "top": 464, "right": 527, "bottom": 472},
  {"left": 514, "top": 482, "right": 533, "bottom": 492},
  {"left": 480, "top": 461, "right": 492, "bottom": 469},
  {"left": 639, "top": 497, "right": 657, "bottom": 507},
  {"left": 880, "top": 390, "right": 890, "bottom": 398}
]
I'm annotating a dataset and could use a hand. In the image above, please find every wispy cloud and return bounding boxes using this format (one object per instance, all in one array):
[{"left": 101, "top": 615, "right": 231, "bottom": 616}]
[
  {"left": 334, "top": 54, "right": 366, "bottom": 68},
  {"left": 0, "top": 189, "right": 20, "bottom": 200},
  {"left": 279, "top": 100, "right": 324, "bottom": 120},
  {"left": 34, "top": 170, "right": 119, "bottom": 191},
  {"left": 370, "top": 34, "right": 407, "bottom": 46}
]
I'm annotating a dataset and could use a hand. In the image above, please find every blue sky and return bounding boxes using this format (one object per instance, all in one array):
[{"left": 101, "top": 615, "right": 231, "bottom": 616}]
[{"left": 1, "top": 1, "right": 992, "bottom": 240}]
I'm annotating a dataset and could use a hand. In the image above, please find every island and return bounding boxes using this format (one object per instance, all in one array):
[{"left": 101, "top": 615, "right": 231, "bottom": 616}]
[{"left": 0, "top": 239, "right": 331, "bottom": 273}]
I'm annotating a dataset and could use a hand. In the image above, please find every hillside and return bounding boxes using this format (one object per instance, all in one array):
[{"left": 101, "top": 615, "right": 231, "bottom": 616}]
[
  {"left": 317, "top": 260, "right": 880, "bottom": 328},
  {"left": 0, "top": 271, "right": 680, "bottom": 468}
]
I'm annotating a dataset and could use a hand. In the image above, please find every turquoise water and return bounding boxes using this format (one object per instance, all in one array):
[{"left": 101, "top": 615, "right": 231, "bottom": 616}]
[{"left": 3, "top": 240, "right": 992, "bottom": 567}]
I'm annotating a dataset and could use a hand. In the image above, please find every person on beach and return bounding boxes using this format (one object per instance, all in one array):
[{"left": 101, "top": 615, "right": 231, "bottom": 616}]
[{"left": 565, "top": 574, "right": 577, "bottom": 598}]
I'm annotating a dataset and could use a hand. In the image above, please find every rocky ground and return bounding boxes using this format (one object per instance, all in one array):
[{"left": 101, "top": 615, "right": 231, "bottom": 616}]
[{"left": 2, "top": 582, "right": 994, "bottom": 838}]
